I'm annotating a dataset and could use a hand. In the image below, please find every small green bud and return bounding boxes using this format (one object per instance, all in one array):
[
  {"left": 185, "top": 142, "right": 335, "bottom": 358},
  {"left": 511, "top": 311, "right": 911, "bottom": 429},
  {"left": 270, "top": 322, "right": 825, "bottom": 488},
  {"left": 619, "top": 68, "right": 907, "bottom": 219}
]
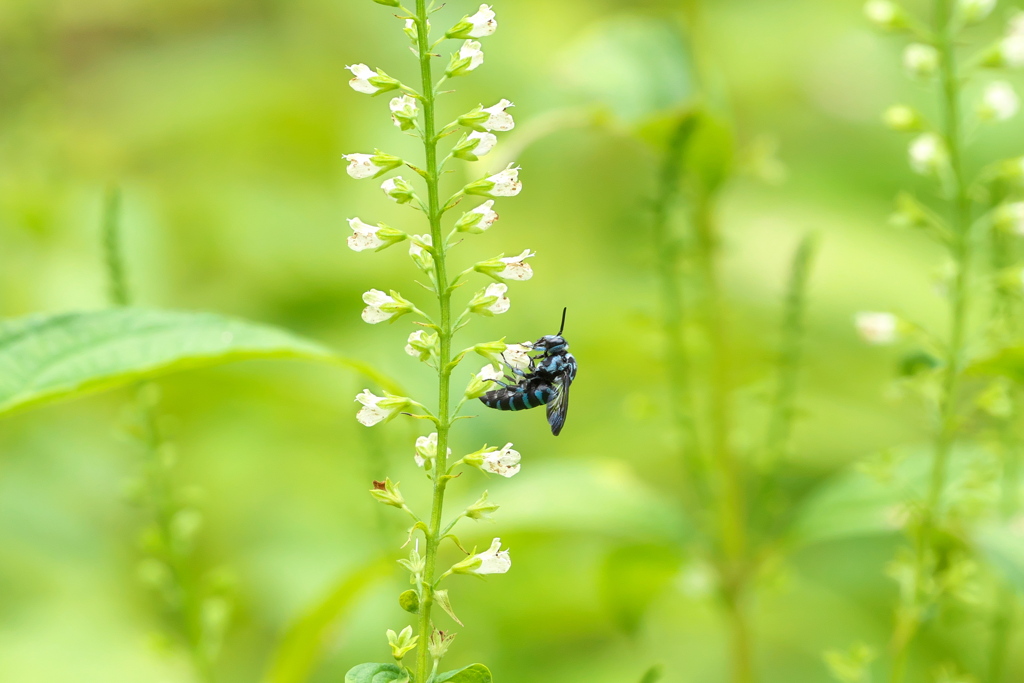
[
  {"left": 465, "top": 491, "right": 500, "bottom": 520},
  {"left": 381, "top": 176, "right": 417, "bottom": 204},
  {"left": 386, "top": 625, "right": 418, "bottom": 662},
  {"left": 405, "top": 329, "right": 439, "bottom": 362},
  {"left": 399, "top": 589, "right": 420, "bottom": 614},
  {"left": 882, "top": 105, "right": 924, "bottom": 131},
  {"left": 370, "top": 478, "right": 406, "bottom": 508},
  {"left": 903, "top": 43, "right": 940, "bottom": 79}
]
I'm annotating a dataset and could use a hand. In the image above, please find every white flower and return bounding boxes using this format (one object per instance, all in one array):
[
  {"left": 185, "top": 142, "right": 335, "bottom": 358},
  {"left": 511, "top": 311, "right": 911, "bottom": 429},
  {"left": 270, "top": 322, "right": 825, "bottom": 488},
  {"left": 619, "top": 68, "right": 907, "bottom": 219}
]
[
  {"left": 343, "top": 153, "right": 385, "bottom": 179},
  {"left": 347, "top": 217, "right": 384, "bottom": 251},
  {"left": 468, "top": 282, "right": 510, "bottom": 315},
  {"left": 465, "top": 362, "right": 505, "bottom": 399},
  {"left": 468, "top": 131, "right": 497, "bottom": 156},
  {"left": 471, "top": 538, "right": 511, "bottom": 574},
  {"left": 855, "top": 312, "right": 899, "bottom": 345},
  {"left": 361, "top": 289, "right": 397, "bottom": 324},
  {"left": 481, "top": 165, "right": 522, "bottom": 197},
  {"left": 979, "top": 81, "right": 1020, "bottom": 121},
  {"left": 497, "top": 249, "right": 535, "bottom": 281},
  {"left": 455, "top": 201, "right": 499, "bottom": 233},
  {"left": 382, "top": 176, "right": 416, "bottom": 203},
  {"left": 405, "top": 329, "right": 437, "bottom": 360},
  {"left": 414, "top": 432, "right": 451, "bottom": 468},
  {"left": 478, "top": 363, "right": 505, "bottom": 382},
  {"left": 995, "top": 202, "right": 1024, "bottom": 234},
  {"left": 908, "top": 133, "right": 947, "bottom": 175},
  {"left": 409, "top": 233, "right": 434, "bottom": 270},
  {"left": 403, "top": 18, "right": 418, "bottom": 41},
  {"left": 465, "top": 5, "right": 497, "bottom": 37},
  {"left": 459, "top": 40, "right": 485, "bottom": 71},
  {"left": 903, "top": 43, "right": 939, "bottom": 79},
  {"left": 1002, "top": 35, "right": 1024, "bottom": 68},
  {"left": 355, "top": 389, "right": 409, "bottom": 426},
  {"left": 481, "top": 443, "right": 521, "bottom": 478},
  {"left": 481, "top": 99, "right": 515, "bottom": 131},
  {"left": 346, "top": 64, "right": 379, "bottom": 94},
  {"left": 390, "top": 94, "right": 419, "bottom": 130},
  {"left": 502, "top": 343, "right": 533, "bottom": 372}
]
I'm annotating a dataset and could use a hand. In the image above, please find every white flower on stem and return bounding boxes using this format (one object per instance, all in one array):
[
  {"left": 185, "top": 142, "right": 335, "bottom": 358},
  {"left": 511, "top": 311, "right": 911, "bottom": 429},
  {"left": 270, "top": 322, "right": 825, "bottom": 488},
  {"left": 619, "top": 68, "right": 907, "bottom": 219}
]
[
  {"left": 468, "top": 283, "right": 510, "bottom": 316},
  {"left": 405, "top": 329, "right": 438, "bottom": 361},
  {"left": 979, "top": 81, "right": 1020, "bottom": 121},
  {"left": 502, "top": 343, "right": 534, "bottom": 372},
  {"left": 346, "top": 217, "right": 405, "bottom": 252},
  {"left": 390, "top": 94, "right": 419, "bottom": 130},
  {"left": 465, "top": 362, "right": 504, "bottom": 399},
  {"left": 343, "top": 152, "right": 402, "bottom": 179},
  {"left": 346, "top": 64, "right": 399, "bottom": 95},
  {"left": 453, "top": 131, "right": 498, "bottom": 161},
  {"left": 355, "top": 389, "right": 409, "bottom": 426},
  {"left": 994, "top": 202, "right": 1024, "bottom": 234},
  {"left": 409, "top": 234, "right": 434, "bottom": 271},
  {"left": 466, "top": 164, "right": 522, "bottom": 197},
  {"left": 361, "top": 288, "right": 413, "bottom": 324},
  {"left": 455, "top": 201, "right": 499, "bottom": 233},
  {"left": 447, "top": 40, "right": 484, "bottom": 77},
  {"left": 382, "top": 176, "right": 417, "bottom": 204},
  {"left": 471, "top": 538, "right": 511, "bottom": 574},
  {"left": 414, "top": 432, "right": 451, "bottom": 469},
  {"left": 403, "top": 18, "right": 419, "bottom": 41},
  {"left": 864, "top": 0, "right": 906, "bottom": 30},
  {"left": 959, "top": 0, "right": 996, "bottom": 24},
  {"left": 447, "top": 4, "right": 497, "bottom": 39},
  {"left": 903, "top": 43, "right": 940, "bottom": 79},
  {"left": 481, "top": 443, "right": 521, "bottom": 477},
  {"left": 908, "top": 133, "right": 947, "bottom": 175},
  {"left": 497, "top": 250, "right": 535, "bottom": 281},
  {"left": 481, "top": 99, "right": 515, "bottom": 131},
  {"left": 855, "top": 312, "right": 900, "bottom": 345}
]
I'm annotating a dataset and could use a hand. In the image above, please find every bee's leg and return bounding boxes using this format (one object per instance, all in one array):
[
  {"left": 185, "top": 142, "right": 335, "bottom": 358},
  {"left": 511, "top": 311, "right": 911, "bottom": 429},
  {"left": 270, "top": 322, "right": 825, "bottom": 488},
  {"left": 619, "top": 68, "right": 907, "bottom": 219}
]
[{"left": 484, "top": 377, "right": 516, "bottom": 389}]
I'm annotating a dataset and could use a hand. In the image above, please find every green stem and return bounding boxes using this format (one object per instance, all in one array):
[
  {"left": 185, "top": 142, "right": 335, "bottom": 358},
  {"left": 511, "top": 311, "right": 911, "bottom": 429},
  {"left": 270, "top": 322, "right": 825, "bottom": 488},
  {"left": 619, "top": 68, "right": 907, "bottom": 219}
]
[
  {"left": 414, "top": 1, "right": 454, "bottom": 679},
  {"left": 890, "top": 2, "right": 972, "bottom": 679}
]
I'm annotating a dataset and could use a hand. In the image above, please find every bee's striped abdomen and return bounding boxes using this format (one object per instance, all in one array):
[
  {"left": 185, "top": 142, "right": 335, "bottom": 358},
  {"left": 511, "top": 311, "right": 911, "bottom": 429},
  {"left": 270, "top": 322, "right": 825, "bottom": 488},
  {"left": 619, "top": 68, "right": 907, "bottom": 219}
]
[{"left": 480, "top": 382, "right": 554, "bottom": 412}]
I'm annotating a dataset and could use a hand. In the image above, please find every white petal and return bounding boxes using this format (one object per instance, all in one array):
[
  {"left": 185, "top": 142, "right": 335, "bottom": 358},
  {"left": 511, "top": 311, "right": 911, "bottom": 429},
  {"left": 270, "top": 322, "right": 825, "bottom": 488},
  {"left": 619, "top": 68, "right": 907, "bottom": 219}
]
[
  {"left": 482, "top": 99, "right": 515, "bottom": 131},
  {"left": 344, "top": 154, "right": 380, "bottom": 179}
]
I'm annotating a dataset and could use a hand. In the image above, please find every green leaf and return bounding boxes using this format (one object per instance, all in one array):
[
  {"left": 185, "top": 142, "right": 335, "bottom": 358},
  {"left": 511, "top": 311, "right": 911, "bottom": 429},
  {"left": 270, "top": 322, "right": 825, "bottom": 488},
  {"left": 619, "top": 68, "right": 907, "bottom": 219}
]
[
  {"left": 430, "top": 663, "right": 492, "bottom": 683},
  {"left": 601, "top": 544, "right": 683, "bottom": 635},
  {"left": 639, "top": 664, "right": 664, "bottom": 683},
  {"left": 968, "top": 347, "right": 1024, "bottom": 383},
  {"left": 344, "top": 663, "right": 409, "bottom": 683},
  {"left": 263, "top": 560, "right": 389, "bottom": 683},
  {"left": 0, "top": 308, "right": 397, "bottom": 417}
]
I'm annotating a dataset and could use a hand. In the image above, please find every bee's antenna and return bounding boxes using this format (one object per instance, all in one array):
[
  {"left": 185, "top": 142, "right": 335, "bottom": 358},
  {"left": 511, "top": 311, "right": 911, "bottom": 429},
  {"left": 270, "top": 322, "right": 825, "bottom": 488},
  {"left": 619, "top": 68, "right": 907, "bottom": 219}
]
[{"left": 556, "top": 307, "right": 567, "bottom": 337}]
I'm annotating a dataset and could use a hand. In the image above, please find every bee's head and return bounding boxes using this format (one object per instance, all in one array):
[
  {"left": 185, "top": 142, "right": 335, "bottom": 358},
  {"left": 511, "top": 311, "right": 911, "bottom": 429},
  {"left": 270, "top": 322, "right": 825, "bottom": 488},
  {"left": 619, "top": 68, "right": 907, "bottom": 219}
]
[{"left": 533, "top": 334, "right": 567, "bottom": 354}]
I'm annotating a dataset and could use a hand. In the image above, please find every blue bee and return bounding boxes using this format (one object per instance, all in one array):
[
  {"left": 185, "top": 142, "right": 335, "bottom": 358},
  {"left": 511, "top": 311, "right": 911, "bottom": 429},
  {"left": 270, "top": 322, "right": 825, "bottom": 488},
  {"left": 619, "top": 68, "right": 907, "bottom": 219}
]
[{"left": 479, "top": 308, "right": 577, "bottom": 436}]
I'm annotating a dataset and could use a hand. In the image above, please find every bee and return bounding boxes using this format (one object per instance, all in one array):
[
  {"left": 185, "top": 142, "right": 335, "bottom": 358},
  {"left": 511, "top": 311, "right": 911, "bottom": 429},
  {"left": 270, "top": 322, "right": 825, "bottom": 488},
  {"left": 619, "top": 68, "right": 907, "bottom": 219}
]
[{"left": 479, "top": 308, "right": 577, "bottom": 436}]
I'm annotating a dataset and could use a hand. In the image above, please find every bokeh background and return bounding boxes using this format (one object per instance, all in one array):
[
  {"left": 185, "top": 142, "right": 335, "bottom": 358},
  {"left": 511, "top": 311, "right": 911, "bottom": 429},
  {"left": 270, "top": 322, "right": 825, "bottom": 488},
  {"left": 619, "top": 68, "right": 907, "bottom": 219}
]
[{"left": 3, "top": 0, "right": 1024, "bottom": 681}]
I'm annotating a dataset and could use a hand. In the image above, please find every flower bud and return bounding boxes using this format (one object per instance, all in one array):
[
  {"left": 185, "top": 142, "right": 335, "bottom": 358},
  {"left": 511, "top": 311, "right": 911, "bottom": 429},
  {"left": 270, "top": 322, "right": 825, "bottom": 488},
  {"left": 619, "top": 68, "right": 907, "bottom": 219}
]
[
  {"left": 347, "top": 217, "right": 406, "bottom": 252},
  {"left": 409, "top": 234, "right": 434, "bottom": 271},
  {"left": 883, "top": 105, "right": 924, "bottom": 131},
  {"left": 978, "top": 81, "right": 1020, "bottom": 122},
  {"left": 389, "top": 94, "right": 419, "bottom": 131},
  {"left": 903, "top": 43, "right": 940, "bottom": 79},
  {"left": 455, "top": 200, "right": 499, "bottom": 233},
  {"left": 468, "top": 282, "right": 511, "bottom": 315},
  {"left": 446, "top": 4, "right": 497, "bottom": 39},
  {"left": 343, "top": 151, "right": 403, "bottom": 179},
  {"left": 406, "top": 330, "right": 439, "bottom": 361},
  {"left": 864, "top": 0, "right": 908, "bottom": 30},
  {"left": 854, "top": 312, "right": 900, "bottom": 345},
  {"left": 446, "top": 40, "right": 485, "bottom": 77},
  {"left": 369, "top": 478, "right": 406, "bottom": 508},
  {"left": 465, "top": 491, "right": 500, "bottom": 520},
  {"left": 464, "top": 164, "right": 522, "bottom": 197},
  {"left": 385, "top": 625, "right": 418, "bottom": 661},
  {"left": 959, "top": 0, "right": 996, "bottom": 24},
  {"left": 908, "top": 133, "right": 948, "bottom": 175},
  {"left": 356, "top": 389, "right": 412, "bottom": 426},
  {"left": 361, "top": 289, "right": 415, "bottom": 324},
  {"left": 346, "top": 64, "right": 401, "bottom": 95},
  {"left": 381, "top": 176, "right": 417, "bottom": 204},
  {"left": 452, "top": 131, "right": 498, "bottom": 160},
  {"left": 473, "top": 249, "right": 536, "bottom": 281}
]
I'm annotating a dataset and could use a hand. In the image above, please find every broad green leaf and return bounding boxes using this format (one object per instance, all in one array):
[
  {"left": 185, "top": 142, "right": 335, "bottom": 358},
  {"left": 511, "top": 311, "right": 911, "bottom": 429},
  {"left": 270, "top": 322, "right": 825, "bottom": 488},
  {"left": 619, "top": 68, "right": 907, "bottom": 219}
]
[
  {"left": 430, "top": 663, "right": 492, "bottom": 683},
  {"left": 968, "top": 347, "right": 1024, "bottom": 383},
  {"left": 264, "top": 560, "right": 389, "bottom": 683},
  {"left": 0, "top": 308, "right": 397, "bottom": 417},
  {"left": 344, "top": 663, "right": 409, "bottom": 683}
]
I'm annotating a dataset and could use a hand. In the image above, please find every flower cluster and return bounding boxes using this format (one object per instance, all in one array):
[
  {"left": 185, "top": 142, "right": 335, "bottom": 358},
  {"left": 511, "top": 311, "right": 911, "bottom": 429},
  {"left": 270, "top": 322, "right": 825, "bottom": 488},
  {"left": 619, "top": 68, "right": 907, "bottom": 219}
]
[{"left": 342, "top": 3, "right": 531, "bottom": 680}]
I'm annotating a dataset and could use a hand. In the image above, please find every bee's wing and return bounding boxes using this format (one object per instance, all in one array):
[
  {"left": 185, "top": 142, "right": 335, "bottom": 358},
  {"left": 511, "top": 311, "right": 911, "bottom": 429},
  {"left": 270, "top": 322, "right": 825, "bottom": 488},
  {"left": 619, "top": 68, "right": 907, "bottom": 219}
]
[{"left": 545, "top": 370, "right": 572, "bottom": 436}]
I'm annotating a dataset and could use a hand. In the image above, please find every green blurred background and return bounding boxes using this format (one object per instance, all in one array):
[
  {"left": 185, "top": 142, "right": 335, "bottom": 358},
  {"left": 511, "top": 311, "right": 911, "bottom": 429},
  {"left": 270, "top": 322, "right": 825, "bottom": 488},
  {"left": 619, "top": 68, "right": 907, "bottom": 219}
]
[{"left": 3, "top": 0, "right": 1023, "bottom": 681}]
